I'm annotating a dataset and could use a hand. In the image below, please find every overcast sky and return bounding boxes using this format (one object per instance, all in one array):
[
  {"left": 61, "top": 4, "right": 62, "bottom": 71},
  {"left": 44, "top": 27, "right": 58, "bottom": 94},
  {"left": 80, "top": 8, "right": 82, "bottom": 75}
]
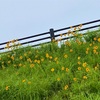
[{"left": 0, "top": 0, "right": 100, "bottom": 43}]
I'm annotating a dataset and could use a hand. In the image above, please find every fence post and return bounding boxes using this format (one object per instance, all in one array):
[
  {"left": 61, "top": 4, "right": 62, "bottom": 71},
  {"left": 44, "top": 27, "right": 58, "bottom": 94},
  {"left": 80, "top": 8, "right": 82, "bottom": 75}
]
[{"left": 50, "top": 28, "right": 55, "bottom": 41}]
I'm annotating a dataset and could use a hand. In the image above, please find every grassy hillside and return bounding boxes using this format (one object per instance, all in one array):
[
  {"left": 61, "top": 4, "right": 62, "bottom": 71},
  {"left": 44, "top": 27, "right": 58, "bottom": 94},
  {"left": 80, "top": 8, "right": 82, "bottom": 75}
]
[{"left": 0, "top": 29, "right": 100, "bottom": 100}]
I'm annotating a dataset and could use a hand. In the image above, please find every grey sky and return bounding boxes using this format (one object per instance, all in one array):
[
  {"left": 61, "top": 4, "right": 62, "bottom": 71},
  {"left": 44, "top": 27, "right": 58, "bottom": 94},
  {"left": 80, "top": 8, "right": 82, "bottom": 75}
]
[{"left": 0, "top": 0, "right": 100, "bottom": 43}]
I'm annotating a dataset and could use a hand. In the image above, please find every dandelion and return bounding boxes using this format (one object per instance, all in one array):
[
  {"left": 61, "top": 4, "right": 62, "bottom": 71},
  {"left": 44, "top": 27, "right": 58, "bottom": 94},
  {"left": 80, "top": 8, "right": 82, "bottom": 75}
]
[
  {"left": 30, "top": 64, "right": 34, "bottom": 68},
  {"left": 11, "top": 56, "right": 14, "bottom": 60},
  {"left": 89, "top": 43, "right": 92, "bottom": 46},
  {"left": 86, "top": 67, "right": 90, "bottom": 72},
  {"left": 93, "top": 46, "right": 98, "bottom": 50},
  {"left": 78, "top": 67, "right": 81, "bottom": 71},
  {"left": 5, "top": 86, "right": 9, "bottom": 91},
  {"left": 83, "top": 76, "right": 87, "bottom": 79},
  {"left": 19, "top": 56, "right": 23, "bottom": 60},
  {"left": 28, "top": 51, "right": 32, "bottom": 54},
  {"left": 27, "top": 58, "right": 32, "bottom": 63},
  {"left": 51, "top": 68, "right": 54, "bottom": 72},
  {"left": 78, "top": 56, "right": 80, "bottom": 60},
  {"left": 56, "top": 61, "right": 59, "bottom": 64},
  {"left": 86, "top": 48, "right": 90, "bottom": 51},
  {"left": 97, "top": 38, "right": 100, "bottom": 42},
  {"left": 65, "top": 41, "right": 71, "bottom": 46},
  {"left": 37, "top": 60, "right": 40, "bottom": 64},
  {"left": 22, "top": 79, "right": 26, "bottom": 83},
  {"left": 57, "top": 78, "right": 60, "bottom": 81},
  {"left": 28, "top": 81, "right": 31, "bottom": 85},
  {"left": 19, "top": 63, "right": 22, "bottom": 67},
  {"left": 94, "top": 66, "right": 98, "bottom": 70},
  {"left": 7, "top": 55, "right": 10, "bottom": 58},
  {"left": 82, "top": 62, "right": 87, "bottom": 67},
  {"left": 86, "top": 50, "right": 88, "bottom": 54},
  {"left": 54, "top": 57, "right": 58, "bottom": 61},
  {"left": 66, "top": 68, "right": 69, "bottom": 72},
  {"left": 49, "top": 56, "right": 52, "bottom": 59},
  {"left": 64, "top": 85, "right": 68, "bottom": 90},
  {"left": 73, "top": 78, "right": 77, "bottom": 81},
  {"left": 14, "top": 64, "right": 17, "bottom": 67},
  {"left": 41, "top": 58, "right": 44, "bottom": 62},
  {"left": 61, "top": 66, "right": 65, "bottom": 70},
  {"left": 46, "top": 53, "right": 49, "bottom": 58},
  {"left": 8, "top": 61, "right": 11, "bottom": 64},
  {"left": 64, "top": 54, "right": 68, "bottom": 58},
  {"left": 24, "top": 53, "right": 27, "bottom": 56},
  {"left": 34, "top": 59, "right": 37, "bottom": 63},
  {"left": 94, "top": 37, "right": 97, "bottom": 41},
  {"left": 35, "top": 55, "right": 38, "bottom": 58},
  {"left": 93, "top": 49, "right": 97, "bottom": 54},
  {"left": 70, "top": 49, "right": 73, "bottom": 52},
  {"left": 78, "top": 61, "right": 81, "bottom": 65}
]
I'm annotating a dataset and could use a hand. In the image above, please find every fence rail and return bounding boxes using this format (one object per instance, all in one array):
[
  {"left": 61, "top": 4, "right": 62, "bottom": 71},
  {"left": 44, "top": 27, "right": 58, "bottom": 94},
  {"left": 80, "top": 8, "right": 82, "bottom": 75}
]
[{"left": 0, "top": 19, "right": 100, "bottom": 53}]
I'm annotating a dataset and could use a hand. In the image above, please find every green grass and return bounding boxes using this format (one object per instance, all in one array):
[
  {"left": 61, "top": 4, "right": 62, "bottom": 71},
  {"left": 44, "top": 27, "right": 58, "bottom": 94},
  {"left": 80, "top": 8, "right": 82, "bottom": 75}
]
[{"left": 0, "top": 29, "right": 100, "bottom": 100}]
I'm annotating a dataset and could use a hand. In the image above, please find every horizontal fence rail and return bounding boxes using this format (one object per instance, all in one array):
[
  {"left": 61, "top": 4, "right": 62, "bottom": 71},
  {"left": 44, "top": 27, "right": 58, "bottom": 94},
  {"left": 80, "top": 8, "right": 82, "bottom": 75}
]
[{"left": 0, "top": 19, "right": 100, "bottom": 53}]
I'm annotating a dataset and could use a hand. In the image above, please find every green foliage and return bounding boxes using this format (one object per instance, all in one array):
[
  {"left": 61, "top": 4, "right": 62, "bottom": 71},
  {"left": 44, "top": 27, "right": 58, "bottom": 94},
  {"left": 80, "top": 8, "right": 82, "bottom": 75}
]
[{"left": 0, "top": 29, "right": 100, "bottom": 100}]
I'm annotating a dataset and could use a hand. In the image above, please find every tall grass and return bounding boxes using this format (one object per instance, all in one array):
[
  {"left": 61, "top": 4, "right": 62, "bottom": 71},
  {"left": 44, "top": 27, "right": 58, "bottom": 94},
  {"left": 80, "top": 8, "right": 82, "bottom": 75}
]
[{"left": 0, "top": 29, "right": 100, "bottom": 100}]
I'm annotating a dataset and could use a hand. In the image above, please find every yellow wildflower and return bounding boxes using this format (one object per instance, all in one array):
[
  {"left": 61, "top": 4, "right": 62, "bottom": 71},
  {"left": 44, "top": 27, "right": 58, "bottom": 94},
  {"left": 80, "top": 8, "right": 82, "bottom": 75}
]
[
  {"left": 86, "top": 48, "right": 90, "bottom": 51},
  {"left": 86, "top": 67, "right": 90, "bottom": 72},
  {"left": 64, "top": 85, "right": 68, "bottom": 90},
  {"left": 11, "top": 56, "right": 14, "bottom": 60},
  {"left": 28, "top": 81, "right": 31, "bottom": 85},
  {"left": 5, "top": 86, "right": 9, "bottom": 91},
  {"left": 93, "top": 49, "right": 97, "bottom": 54},
  {"left": 51, "top": 68, "right": 54, "bottom": 72},
  {"left": 78, "top": 61, "right": 81, "bottom": 65},
  {"left": 61, "top": 66, "right": 65, "bottom": 70},
  {"left": 54, "top": 57, "right": 58, "bottom": 61},
  {"left": 78, "top": 67, "right": 81, "bottom": 71},
  {"left": 30, "top": 64, "right": 34, "bottom": 68},
  {"left": 94, "top": 66, "right": 98, "bottom": 70},
  {"left": 89, "top": 43, "right": 92, "bottom": 46},
  {"left": 49, "top": 56, "right": 52, "bottom": 59},
  {"left": 93, "top": 46, "right": 98, "bottom": 50},
  {"left": 57, "top": 78, "right": 60, "bottom": 81},
  {"left": 73, "top": 78, "right": 77, "bottom": 81},
  {"left": 8, "top": 61, "right": 11, "bottom": 64},
  {"left": 93, "top": 37, "right": 97, "bottom": 41},
  {"left": 70, "top": 49, "right": 73, "bottom": 52},
  {"left": 19, "top": 63, "right": 22, "bottom": 67},
  {"left": 82, "top": 62, "right": 87, "bottom": 67},
  {"left": 97, "top": 38, "right": 100, "bottom": 42},
  {"left": 24, "top": 53, "right": 27, "bottom": 56},
  {"left": 41, "top": 58, "right": 44, "bottom": 62},
  {"left": 64, "top": 54, "right": 68, "bottom": 58},
  {"left": 66, "top": 68, "right": 69, "bottom": 72},
  {"left": 22, "top": 79, "right": 26, "bottom": 83},
  {"left": 86, "top": 50, "right": 88, "bottom": 54},
  {"left": 83, "top": 76, "right": 87, "bottom": 79},
  {"left": 37, "top": 60, "right": 40, "bottom": 64},
  {"left": 46, "top": 53, "right": 49, "bottom": 58},
  {"left": 19, "top": 56, "right": 23, "bottom": 60},
  {"left": 78, "top": 56, "right": 81, "bottom": 60}
]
